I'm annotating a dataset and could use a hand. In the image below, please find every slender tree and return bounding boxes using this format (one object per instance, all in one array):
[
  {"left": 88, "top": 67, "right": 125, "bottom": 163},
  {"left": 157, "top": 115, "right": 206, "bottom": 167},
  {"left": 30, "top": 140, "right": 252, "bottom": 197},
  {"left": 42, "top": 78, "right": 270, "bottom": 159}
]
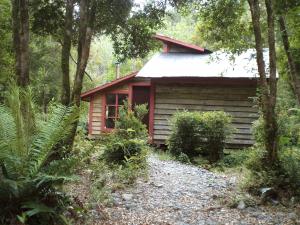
[
  {"left": 276, "top": 0, "right": 300, "bottom": 105},
  {"left": 12, "top": 0, "right": 30, "bottom": 87},
  {"left": 61, "top": 0, "right": 74, "bottom": 106}
]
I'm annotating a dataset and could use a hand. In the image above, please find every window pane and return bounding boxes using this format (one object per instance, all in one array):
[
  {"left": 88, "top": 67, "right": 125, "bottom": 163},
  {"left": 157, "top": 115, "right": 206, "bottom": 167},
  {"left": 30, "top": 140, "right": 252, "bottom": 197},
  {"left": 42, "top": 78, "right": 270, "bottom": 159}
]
[
  {"left": 105, "top": 118, "right": 115, "bottom": 128},
  {"left": 118, "top": 94, "right": 128, "bottom": 105},
  {"left": 106, "top": 105, "right": 116, "bottom": 117},
  {"left": 106, "top": 94, "right": 116, "bottom": 104}
]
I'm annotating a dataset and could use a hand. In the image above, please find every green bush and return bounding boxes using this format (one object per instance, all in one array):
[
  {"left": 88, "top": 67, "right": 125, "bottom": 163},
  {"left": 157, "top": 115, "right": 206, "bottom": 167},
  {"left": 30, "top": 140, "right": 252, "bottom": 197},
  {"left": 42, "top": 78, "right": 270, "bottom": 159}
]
[
  {"left": 201, "top": 111, "right": 232, "bottom": 162},
  {"left": 115, "top": 101, "right": 148, "bottom": 139},
  {"left": 177, "top": 152, "right": 191, "bottom": 164},
  {"left": 280, "top": 147, "right": 300, "bottom": 193},
  {"left": 102, "top": 135, "right": 146, "bottom": 163},
  {"left": 167, "top": 111, "right": 203, "bottom": 156},
  {"left": 168, "top": 110, "right": 232, "bottom": 162},
  {"left": 250, "top": 109, "right": 300, "bottom": 196},
  {"left": 103, "top": 102, "right": 149, "bottom": 164},
  {"left": 220, "top": 150, "right": 251, "bottom": 168},
  {"left": 0, "top": 86, "right": 79, "bottom": 224}
]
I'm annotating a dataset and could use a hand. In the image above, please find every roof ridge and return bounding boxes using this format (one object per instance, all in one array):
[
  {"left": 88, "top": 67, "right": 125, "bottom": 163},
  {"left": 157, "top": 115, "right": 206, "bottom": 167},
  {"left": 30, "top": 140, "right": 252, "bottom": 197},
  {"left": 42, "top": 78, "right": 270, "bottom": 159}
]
[{"left": 154, "top": 34, "right": 211, "bottom": 53}]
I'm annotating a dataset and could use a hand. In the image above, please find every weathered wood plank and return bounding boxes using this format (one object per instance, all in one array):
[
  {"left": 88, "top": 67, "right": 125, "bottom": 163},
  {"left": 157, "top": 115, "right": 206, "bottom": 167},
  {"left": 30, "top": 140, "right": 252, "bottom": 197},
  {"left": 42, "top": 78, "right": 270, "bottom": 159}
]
[
  {"left": 156, "top": 85, "right": 256, "bottom": 95},
  {"left": 155, "top": 103, "right": 258, "bottom": 113},
  {"left": 92, "top": 112, "right": 102, "bottom": 117},
  {"left": 156, "top": 98, "right": 254, "bottom": 107},
  {"left": 92, "top": 122, "right": 101, "bottom": 126},
  {"left": 154, "top": 116, "right": 256, "bottom": 124},
  {"left": 154, "top": 118, "right": 256, "bottom": 127},
  {"left": 92, "top": 116, "right": 101, "bottom": 122},
  {"left": 154, "top": 108, "right": 258, "bottom": 119},
  {"left": 91, "top": 130, "right": 101, "bottom": 135},
  {"left": 93, "top": 103, "right": 102, "bottom": 108},
  {"left": 93, "top": 108, "right": 102, "bottom": 113},
  {"left": 92, "top": 126, "right": 101, "bottom": 131},
  {"left": 154, "top": 129, "right": 253, "bottom": 138},
  {"left": 156, "top": 93, "right": 255, "bottom": 101},
  {"left": 153, "top": 125, "right": 252, "bottom": 135}
]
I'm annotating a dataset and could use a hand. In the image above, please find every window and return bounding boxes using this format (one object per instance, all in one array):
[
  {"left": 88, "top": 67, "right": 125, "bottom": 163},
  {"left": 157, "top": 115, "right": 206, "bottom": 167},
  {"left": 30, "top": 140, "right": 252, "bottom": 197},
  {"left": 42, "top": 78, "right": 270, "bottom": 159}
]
[{"left": 105, "top": 93, "right": 128, "bottom": 129}]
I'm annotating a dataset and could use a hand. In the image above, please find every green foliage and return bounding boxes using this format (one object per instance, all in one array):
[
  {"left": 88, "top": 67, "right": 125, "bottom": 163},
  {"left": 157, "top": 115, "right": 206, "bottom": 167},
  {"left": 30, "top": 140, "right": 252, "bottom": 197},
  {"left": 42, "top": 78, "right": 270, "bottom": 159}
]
[
  {"left": 242, "top": 147, "right": 282, "bottom": 194},
  {"left": 168, "top": 110, "right": 232, "bottom": 162},
  {"left": 111, "top": 2, "right": 165, "bottom": 61},
  {"left": 90, "top": 146, "right": 148, "bottom": 205},
  {"left": 221, "top": 150, "right": 251, "bottom": 168},
  {"left": 280, "top": 147, "right": 300, "bottom": 192},
  {"left": 0, "top": 0, "right": 13, "bottom": 101},
  {"left": 102, "top": 136, "right": 146, "bottom": 164},
  {"left": 192, "top": 0, "right": 254, "bottom": 51},
  {"left": 115, "top": 101, "right": 148, "bottom": 139},
  {"left": 0, "top": 85, "right": 79, "bottom": 224},
  {"left": 102, "top": 102, "right": 149, "bottom": 164},
  {"left": 154, "top": 150, "right": 176, "bottom": 161},
  {"left": 168, "top": 111, "right": 203, "bottom": 157},
  {"left": 177, "top": 152, "right": 191, "bottom": 164},
  {"left": 250, "top": 104, "right": 300, "bottom": 196}
]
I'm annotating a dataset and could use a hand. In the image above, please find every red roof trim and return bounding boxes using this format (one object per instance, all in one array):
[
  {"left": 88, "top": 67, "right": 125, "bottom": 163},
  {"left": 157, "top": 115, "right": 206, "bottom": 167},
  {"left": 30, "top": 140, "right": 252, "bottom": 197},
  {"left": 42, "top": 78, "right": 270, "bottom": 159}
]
[
  {"left": 80, "top": 71, "right": 138, "bottom": 100},
  {"left": 154, "top": 34, "right": 205, "bottom": 53}
]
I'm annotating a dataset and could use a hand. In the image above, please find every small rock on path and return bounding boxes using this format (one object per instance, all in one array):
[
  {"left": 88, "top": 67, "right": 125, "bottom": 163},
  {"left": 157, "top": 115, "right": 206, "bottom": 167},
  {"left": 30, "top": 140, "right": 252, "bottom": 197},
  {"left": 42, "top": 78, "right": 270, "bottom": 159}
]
[{"left": 98, "top": 155, "right": 299, "bottom": 225}]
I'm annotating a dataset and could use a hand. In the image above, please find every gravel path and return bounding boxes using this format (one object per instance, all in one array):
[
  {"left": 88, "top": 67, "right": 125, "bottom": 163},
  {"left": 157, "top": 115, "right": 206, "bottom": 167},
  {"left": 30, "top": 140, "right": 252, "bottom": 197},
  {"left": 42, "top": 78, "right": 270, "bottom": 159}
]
[{"left": 99, "top": 155, "right": 299, "bottom": 225}]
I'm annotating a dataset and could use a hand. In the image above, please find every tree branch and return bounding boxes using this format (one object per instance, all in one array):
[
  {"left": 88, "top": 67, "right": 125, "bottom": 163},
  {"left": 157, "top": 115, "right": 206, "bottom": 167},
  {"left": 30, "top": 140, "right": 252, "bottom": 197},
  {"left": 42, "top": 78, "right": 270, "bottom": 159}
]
[{"left": 69, "top": 53, "right": 93, "bottom": 81}]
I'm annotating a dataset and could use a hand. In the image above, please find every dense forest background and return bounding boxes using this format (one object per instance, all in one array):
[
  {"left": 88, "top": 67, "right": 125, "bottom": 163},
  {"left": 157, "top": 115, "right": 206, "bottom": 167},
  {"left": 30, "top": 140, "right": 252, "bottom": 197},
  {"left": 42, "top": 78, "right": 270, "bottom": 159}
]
[{"left": 1, "top": 0, "right": 300, "bottom": 224}]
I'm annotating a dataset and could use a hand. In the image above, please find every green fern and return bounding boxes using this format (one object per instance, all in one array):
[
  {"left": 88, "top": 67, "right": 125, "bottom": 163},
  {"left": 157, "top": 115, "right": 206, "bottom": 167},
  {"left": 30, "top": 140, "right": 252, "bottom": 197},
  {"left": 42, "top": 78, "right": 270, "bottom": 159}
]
[{"left": 0, "top": 85, "right": 79, "bottom": 224}]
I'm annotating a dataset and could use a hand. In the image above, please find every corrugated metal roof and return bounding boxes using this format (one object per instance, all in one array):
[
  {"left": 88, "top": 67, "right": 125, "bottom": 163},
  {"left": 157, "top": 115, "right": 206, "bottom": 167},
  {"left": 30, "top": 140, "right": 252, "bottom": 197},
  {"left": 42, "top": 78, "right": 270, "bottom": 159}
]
[{"left": 137, "top": 49, "right": 270, "bottom": 78}]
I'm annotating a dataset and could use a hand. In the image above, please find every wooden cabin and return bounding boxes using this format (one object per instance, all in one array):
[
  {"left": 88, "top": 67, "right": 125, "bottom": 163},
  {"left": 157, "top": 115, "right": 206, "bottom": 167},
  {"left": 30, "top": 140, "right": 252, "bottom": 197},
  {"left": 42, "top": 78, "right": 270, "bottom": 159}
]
[{"left": 81, "top": 34, "right": 264, "bottom": 148}]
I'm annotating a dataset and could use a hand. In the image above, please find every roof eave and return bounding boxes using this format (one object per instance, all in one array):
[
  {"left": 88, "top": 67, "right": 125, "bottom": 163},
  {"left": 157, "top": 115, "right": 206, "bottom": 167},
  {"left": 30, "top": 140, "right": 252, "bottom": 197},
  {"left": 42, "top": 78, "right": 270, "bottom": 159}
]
[{"left": 80, "top": 71, "right": 138, "bottom": 101}]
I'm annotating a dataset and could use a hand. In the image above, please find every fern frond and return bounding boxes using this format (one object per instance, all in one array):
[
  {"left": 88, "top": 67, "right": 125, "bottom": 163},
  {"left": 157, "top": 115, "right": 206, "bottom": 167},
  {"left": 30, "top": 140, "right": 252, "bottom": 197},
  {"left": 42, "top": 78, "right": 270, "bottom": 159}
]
[{"left": 28, "top": 105, "right": 79, "bottom": 175}]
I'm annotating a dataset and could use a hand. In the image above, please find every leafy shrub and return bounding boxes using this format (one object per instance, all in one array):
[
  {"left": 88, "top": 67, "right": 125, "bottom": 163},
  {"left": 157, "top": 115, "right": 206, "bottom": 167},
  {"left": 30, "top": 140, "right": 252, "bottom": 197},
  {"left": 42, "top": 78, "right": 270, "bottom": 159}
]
[
  {"left": 250, "top": 109, "right": 300, "bottom": 196},
  {"left": 177, "top": 152, "right": 191, "bottom": 164},
  {"left": 201, "top": 111, "right": 232, "bottom": 162},
  {"left": 0, "top": 86, "right": 79, "bottom": 224},
  {"left": 280, "top": 147, "right": 300, "bottom": 193},
  {"left": 103, "top": 102, "right": 149, "bottom": 164},
  {"left": 168, "top": 110, "right": 232, "bottom": 162},
  {"left": 221, "top": 150, "right": 251, "bottom": 168},
  {"left": 168, "top": 111, "right": 203, "bottom": 157},
  {"left": 115, "top": 101, "right": 148, "bottom": 139},
  {"left": 102, "top": 135, "right": 146, "bottom": 164}
]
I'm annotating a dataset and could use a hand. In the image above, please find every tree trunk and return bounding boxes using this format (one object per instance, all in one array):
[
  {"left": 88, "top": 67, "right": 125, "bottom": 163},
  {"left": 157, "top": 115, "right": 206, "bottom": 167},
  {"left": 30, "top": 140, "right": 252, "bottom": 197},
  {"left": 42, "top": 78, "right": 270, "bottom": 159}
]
[
  {"left": 71, "top": 0, "right": 96, "bottom": 107},
  {"left": 278, "top": 15, "right": 300, "bottom": 105},
  {"left": 265, "top": 0, "right": 278, "bottom": 163},
  {"left": 12, "top": 0, "right": 30, "bottom": 87},
  {"left": 63, "top": 0, "right": 96, "bottom": 148},
  {"left": 61, "top": 0, "right": 74, "bottom": 106},
  {"left": 248, "top": 0, "right": 278, "bottom": 165}
]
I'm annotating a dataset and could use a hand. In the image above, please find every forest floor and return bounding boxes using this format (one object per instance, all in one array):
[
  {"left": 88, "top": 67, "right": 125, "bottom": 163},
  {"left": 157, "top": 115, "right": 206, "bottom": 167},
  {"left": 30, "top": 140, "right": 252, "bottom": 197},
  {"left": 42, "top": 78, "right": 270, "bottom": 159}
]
[{"left": 80, "top": 155, "right": 300, "bottom": 225}]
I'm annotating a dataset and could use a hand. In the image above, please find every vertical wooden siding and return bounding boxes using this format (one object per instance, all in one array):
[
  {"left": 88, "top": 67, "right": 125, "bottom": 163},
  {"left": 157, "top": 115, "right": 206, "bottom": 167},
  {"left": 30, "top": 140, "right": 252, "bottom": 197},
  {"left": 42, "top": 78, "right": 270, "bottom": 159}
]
[
  {"left": 90, "top": 93, "right": 102, "bottom": 135},
  {"left": 153, "top": 84, "right": 259, "bottom": 146}
]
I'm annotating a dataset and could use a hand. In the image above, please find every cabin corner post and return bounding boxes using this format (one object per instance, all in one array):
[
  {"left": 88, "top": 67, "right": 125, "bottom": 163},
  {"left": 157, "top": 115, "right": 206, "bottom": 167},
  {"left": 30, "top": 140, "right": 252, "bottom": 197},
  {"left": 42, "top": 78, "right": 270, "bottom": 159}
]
[
  {"left": 128, "top": 83, "right": 133, "bottom": 110},
  {"left": 101, "top": 95, "right": 106, "bottom": 132},
  {"left": 88, "top": 95, "right": 94, "bottom": 136},
  {"left": 149, "top": 82, "right": 156, "bottom": 143}
]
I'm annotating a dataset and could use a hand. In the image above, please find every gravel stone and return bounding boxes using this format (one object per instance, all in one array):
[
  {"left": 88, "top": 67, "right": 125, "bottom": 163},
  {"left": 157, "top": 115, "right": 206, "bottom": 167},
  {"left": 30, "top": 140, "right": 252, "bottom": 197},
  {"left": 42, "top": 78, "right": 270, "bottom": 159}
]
[
  {"left": 97, "top": 155, "right": 300, "bottom": 225},
  {"left": 122, "top": 194, "right": 133, "bottom": 201}
]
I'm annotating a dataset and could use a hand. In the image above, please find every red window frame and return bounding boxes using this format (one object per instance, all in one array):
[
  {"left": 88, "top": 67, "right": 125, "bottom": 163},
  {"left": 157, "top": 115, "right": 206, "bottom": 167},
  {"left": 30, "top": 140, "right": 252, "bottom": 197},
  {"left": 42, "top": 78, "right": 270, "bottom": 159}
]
[{"left": 102, "top": 90, "right": 128, "bottom": 131}]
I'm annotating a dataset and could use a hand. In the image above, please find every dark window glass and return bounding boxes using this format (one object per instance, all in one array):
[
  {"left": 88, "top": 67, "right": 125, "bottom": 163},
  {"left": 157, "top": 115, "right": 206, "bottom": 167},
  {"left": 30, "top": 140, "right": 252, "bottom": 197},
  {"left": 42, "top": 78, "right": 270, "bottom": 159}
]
[
  {"left": 105, "top": 118, "right": 115, "bottom": 128},
  {"left": 106, "top": 94, "right": 116, "bottom": 104},
  {"left": 105, "top": 93, "right": 128, "bottom": 129},
  {"left": 118, "top": 94, "right": 128, "bottom": 105},
  {"left": 107, "top": 105, "right": 116, "bottom": 117}
]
